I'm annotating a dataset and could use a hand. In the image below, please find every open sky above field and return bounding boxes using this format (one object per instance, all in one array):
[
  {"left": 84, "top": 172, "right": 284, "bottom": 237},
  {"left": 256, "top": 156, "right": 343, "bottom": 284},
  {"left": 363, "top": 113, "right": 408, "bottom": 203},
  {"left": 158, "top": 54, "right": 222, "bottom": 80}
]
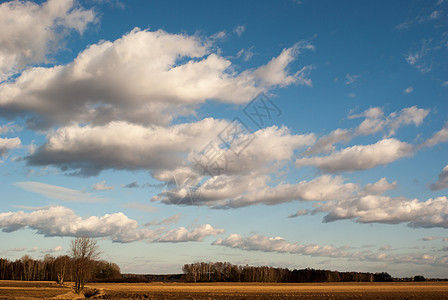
[{"left": 0, "top": 0, "right": 447, "bottom": 277}]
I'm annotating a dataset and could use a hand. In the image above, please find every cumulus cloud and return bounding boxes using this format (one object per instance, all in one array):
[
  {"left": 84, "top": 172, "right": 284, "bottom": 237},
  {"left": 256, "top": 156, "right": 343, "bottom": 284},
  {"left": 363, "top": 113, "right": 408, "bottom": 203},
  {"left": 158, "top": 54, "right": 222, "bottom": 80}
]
[
  {"left": 154, "top": 174, "right": 357, "bottom": 208},
  {"left": 362, "top": 177, "right": 397, "bottom": 195},
  {"left": 156, "top": 224, "right": 224, "bottom": 242},
  {"left": 0, "top": 137, "right": 21, "bottom": 157},
  {"left": 92, "top": 180, "right": 114, "bottom": 191},
  {"left": 430, "top": 165, "right": 448, "bottom": 191},
  {"left": 313, "top": 195, "right": 448, "bottom": 229},
  {"left": 26, "top": 118, "right": 229, "bottom": 176},
  {"left": 300, "top": 106, "right": 428, "bottom": 157},
  {"left": 0, "top": 0, "right": 96, "bottom": 81},
  {"left": 27, "top": 118, "right": 315, "bottom": 180},
  {"left": 0, "top": 206, "right": 223, "bottom": 243},
  {"left": 296, "top": 138, "right": 413, "bottom": 173},
  {"left": 213, "top": 234, "right": 447, "bottom": 266},
  {"left": 0, "top": 28, "right": 311, "bottom": 129},
  {"left": 14, "top": 181, "right": 107, "bottom": 202},
  {"left": 351, "top": 106, "right": 429, "bottom": 137}
]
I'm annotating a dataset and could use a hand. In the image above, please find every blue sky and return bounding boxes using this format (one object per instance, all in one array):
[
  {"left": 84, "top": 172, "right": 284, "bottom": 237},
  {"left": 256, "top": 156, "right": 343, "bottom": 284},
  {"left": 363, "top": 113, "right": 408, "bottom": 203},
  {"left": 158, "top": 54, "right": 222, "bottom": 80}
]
[{"left": 0, "top": 0, "right": 447, "bottom": 277}]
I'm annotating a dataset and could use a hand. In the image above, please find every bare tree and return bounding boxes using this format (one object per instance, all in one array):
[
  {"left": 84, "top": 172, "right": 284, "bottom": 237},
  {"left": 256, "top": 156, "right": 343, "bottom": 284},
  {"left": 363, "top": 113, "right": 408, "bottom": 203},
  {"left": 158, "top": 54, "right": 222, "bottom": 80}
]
[
  {"left": 54, "top": 255, "right": 71, "bottom": 285},
  {"left": 70, "top": 237, "right": 99, "bottom": 294}
]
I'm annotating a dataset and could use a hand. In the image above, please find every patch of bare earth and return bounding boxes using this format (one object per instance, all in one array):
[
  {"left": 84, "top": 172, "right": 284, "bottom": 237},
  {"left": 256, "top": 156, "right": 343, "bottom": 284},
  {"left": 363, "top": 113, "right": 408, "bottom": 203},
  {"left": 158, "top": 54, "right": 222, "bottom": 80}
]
[{"left": 86, "top": 282, "right": 448, "bottom": 299}]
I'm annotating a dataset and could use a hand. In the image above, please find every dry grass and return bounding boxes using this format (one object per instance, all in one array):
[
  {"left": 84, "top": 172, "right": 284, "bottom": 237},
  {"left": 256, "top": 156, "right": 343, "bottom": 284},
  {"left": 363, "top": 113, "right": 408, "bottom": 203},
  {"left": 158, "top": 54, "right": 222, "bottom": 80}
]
[
  {"left": 0, "top": 280, "right": 73, "bottom": 299},
  {"left": 1, "top": 281, "right": 448, "bottom": 299}
]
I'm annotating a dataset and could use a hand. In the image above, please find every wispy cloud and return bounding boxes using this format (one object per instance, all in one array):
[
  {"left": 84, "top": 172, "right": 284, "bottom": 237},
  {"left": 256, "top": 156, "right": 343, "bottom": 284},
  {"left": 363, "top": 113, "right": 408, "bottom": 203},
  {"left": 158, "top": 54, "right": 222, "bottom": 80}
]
[
  {"left": 14, "top": 181, "right": 107, "bottom": 202},
  {"left": 144, "top": 213, "right": 182, "bottom": 226},
  {"left": 234, "top": 25, "right": 245, "bottom": 37},
  {"left": 123, "top": 202, "right": 158, "bottom": 213},
  {"left": 345, "top": 74, "right": 360, "bottom": 85}
]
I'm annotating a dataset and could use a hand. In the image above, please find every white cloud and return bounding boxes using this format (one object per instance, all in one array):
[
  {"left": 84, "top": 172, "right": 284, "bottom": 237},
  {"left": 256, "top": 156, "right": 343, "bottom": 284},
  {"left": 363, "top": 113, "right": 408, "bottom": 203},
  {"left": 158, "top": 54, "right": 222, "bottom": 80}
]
[
  {"left": 0, "top": 137, "right": 21, "bottom": 157},
  {"left": 14, "top": 181, "right": 107, "bottom": 202},
  {"left": 28, "top": 119, "right": 315, "bottom": 181},
  {"left": 296, "top": 138, "right": 413, "bottom": 173},
  {"left": 302, "top": 129, "right": 352, "bottom": 156},
  {"left": 234, "top": 25, "right": 245, "bottom": 37},
  {"left": 154, "top": 174, "right": 357, "bottom": 209},
  {"left": 421, "top": 122, "right": 448, "bottom": 148},
  {"left": 254, "top": 41, "right": 314, "bottom": 87},
  {"left": 213, "top": 234, "right": 447, "bottom": 266},
  {"left": 430, "top": 165, "right": 448, "bottom": 191},
  {"left": 404, "top": 86, "right": 414, "bottom": 94},
  {"left": 0, "top": 0, "right": 96, "bottom": 81},
  {"left": 92, "top": 180, "right": 114, "bottom": 191},
  {"left": 156, "top": 224, "right": 224, "bottom": 242},
  {"left": 0, "top": 28, "right": 309, "bottom": 129},
  {"left": 362, "top": 177, "right": 397, "bottom": 195},
  {"left": 352, "top": 106, "right": 429, "bottom": 137},
  {"left": 0, "top": 206, "right": 223, "bottom": 243},
  {"left": 27, "top": 118, "right": 230, "bottom": 176},
  {"left": 314, "top": 195, "right": 448, "bottom": 228},
  {"left": 301, "top": 106, "right": 427, "bottom": 158}
]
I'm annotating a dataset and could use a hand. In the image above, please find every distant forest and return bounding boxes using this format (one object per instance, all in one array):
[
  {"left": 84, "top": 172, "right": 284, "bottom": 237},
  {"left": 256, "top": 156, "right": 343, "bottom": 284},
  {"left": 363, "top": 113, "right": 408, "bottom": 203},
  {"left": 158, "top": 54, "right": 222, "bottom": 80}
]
[
  {"left": 0, "top": 255, "right": 120, "bottom": 283},
  {"left": 182, "top": 262, "right": 394, "bottom": 283},
  {"left": 0, "top": 256, "right": 432, "bottom": 283}
]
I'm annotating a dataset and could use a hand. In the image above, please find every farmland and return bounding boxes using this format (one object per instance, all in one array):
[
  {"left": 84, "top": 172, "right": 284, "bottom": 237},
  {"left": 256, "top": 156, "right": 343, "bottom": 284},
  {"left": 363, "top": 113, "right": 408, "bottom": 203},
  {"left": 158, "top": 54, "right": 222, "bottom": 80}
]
[{"left": 1, "top": 280, "right": 448, "bottom": 299}]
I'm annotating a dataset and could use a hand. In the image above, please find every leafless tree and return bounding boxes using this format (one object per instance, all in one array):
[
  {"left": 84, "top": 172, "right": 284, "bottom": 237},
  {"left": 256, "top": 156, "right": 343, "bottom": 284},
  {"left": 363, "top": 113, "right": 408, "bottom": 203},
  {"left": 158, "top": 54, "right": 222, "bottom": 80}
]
[
  {"left": 69, "top": 237, "right": 99, "bottom": 294},
  {"left": 54, "top": 255, "right": 71, "bottom": 285}
]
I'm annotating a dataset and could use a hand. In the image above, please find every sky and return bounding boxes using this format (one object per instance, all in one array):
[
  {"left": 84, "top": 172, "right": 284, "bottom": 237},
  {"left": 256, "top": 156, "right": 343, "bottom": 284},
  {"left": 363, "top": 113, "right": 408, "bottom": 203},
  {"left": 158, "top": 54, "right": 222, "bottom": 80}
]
[{"left": 0, "top": 0, "right": 447, "bottom": 278}]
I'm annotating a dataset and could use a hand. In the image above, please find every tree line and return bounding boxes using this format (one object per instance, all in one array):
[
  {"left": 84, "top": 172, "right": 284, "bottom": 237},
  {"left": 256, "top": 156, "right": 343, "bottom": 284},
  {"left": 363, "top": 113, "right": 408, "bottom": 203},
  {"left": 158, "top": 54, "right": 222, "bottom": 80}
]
[
  {"left": 182, "top": 262, "right": 394, "bottom": 283},
  {"left": 0, "top": 255, "right": 120, "bottom": 282},
  {"left": 0, "top": 237, "right": 120, "bottom": 293}
]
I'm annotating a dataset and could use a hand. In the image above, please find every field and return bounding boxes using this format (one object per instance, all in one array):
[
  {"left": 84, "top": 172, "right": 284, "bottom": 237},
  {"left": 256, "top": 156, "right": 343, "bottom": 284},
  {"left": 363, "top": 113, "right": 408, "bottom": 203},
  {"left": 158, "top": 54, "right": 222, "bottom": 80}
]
[{"left": 1, "top": 280, "right": 448, "bottom": 299}]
